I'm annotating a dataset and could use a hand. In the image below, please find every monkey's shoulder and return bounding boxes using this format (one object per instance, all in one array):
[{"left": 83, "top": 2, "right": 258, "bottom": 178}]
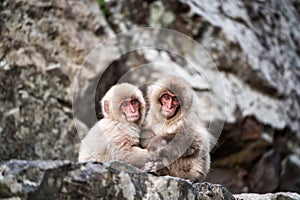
[
  {"left": 99, "top": 118, "right": 141, "bottom": 138},
  {"left": 97, "top": 118, "right": 114, "bottom": 125}
]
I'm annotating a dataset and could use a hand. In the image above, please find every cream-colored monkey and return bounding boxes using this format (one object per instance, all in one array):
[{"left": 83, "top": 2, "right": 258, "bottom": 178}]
[
  {"left": 141, "top": 76, "right": 214, "bottom": 181},
  {"left": 78, "top": 83, "right": 148, "bottom": 168}
]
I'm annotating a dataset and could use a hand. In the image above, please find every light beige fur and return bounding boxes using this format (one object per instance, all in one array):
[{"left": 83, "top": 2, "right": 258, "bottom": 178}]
[
  {"left": 78, "top": 83, "right": 148, "bottom": 168},
  {"left": 141, "top": 76, "right": 214, "bottom": 181}
]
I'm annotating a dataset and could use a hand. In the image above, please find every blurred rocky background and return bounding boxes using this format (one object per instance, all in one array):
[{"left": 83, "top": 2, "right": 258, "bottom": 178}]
[{"left": 0, "top": 0, "right": 299, "bottom": 197}]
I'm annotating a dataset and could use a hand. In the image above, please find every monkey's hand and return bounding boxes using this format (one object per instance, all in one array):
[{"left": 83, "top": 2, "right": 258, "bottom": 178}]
[
  {"left": 144, "top": 149, "right": 163, "bottom": 171},
  {"left": 144, "top": 160, "right": 171, "bottom": 176},
  {"left": 144, "top": 160, "right": 166, "bottom": 173},
  {"left": 147, "top": 134, "right": 174, "bottom": 152},
  {"left": 144, "top": 149, "right": 170, "bottom": 171}
]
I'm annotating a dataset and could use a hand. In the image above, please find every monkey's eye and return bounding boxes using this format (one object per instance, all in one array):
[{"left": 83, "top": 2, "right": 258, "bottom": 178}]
[
  {"left": 162, "top": 94, "right": 170, "bottom": 100},
  {"left": 121, "top": 101, "right": 129, "bottom": 107},
  {"left": 172, "top": 96, "right": 178, "bottom": 102},
  {"left": 131, "top": 99, "right": 139, "bottom": 106}
]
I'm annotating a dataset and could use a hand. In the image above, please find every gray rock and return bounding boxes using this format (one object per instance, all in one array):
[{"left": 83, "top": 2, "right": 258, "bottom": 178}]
[
  {"left": 0, "top": 64, "right": 79, "bottom": 160},
  {"left": 234, "top": 192, "right": 300, "bottom": 200},
  {"left": 1, "top": 160, "right": 299, "bottom": 200},
  {"left": 0, "top": 160, "right": 235, "bottom": 200},
  {"left": 1, "top": 0, "right": 299, "bottom": 195}
]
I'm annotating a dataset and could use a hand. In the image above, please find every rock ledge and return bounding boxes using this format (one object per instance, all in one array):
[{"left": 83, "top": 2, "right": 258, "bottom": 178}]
[{"left": 0, "top": 160, "right": 299, "bottom": 200}]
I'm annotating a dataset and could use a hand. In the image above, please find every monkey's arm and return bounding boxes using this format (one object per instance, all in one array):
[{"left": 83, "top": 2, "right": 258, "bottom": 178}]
[
  {"left": 78, "top": 142, "right": 96, "bottom": 162},
  {"left": 146, "top": 132, "right": 210, "bottom": 181},
  {"left": 146, "top": 134, "right": 173, "bottom": 151},
  {"left": 140, "top": 129, "right": 155, "bottom": 148},
  {"left": 143, "top": 132, "right": 191, "bottom": 175},
  {"left": 165, "top": 151, "right": 210, "bottom": 182},
  {"left": 78, "top": 121, "right": 106, "bottom": 162},
  {"left": 108, "top": 129, "right": 149, "bottom": 169},
  {"left": 147, "top": 127, "right": 197, "bottom": 163},
  {"left": 114, "top": 146, "right": 149, "bottom": 168}
]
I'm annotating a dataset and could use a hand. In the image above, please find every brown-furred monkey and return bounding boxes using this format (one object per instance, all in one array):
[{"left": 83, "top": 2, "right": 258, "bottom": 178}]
[
  {"left": 78, "top": 83, "right": 149, "bottom": 168},
  {"left": 141, "top": 76, "right": 214, "bottom": 181}
]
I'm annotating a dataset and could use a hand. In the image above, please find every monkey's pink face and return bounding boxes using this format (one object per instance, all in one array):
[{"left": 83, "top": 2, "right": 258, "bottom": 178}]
[
  {"left": 160, "top": 92, "right": 180, "bottom": 119},
  {"left": 121, "top": 99, "right": 140, "bottom": 122}
]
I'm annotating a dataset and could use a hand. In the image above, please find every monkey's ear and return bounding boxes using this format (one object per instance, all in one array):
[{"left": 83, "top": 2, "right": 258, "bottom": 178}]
[{"left": 103, "top": 100, "right": 110, "bottom": 115}]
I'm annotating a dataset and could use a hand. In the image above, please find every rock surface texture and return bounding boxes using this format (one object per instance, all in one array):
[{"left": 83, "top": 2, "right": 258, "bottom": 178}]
[
  {"left": 1, "top": 160, "right": 299, "bottom": 200},
  {"left": 0, "top": 0, "right": 299, "bottom": 197}
]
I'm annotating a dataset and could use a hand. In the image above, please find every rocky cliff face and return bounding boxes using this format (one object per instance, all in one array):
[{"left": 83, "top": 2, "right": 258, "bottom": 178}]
[{"left": 0, "top": 0, "right": 299, "bottom": 196}]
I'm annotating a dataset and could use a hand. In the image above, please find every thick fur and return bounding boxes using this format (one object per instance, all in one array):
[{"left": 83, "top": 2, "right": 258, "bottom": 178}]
[
  {"left": 78, "top": 83, "right": 148, "bottom": 168},
  {"left": 101, "top": 83, "right": 146, "bottom": 127},
  {"left": 141, "top": 76, "right": 214, "bottom": 181}
]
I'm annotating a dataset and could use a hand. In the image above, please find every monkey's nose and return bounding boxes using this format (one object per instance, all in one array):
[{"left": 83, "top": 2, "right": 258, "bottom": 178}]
[
  {"left": 130, "top": 108, "right": 136, "bottom": 113},
  {"left": 129, "top": 105, "right": 136, "bottom": 113},
  {"left": 167, "top": 101, "right": 173, "bottom": 109}
]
